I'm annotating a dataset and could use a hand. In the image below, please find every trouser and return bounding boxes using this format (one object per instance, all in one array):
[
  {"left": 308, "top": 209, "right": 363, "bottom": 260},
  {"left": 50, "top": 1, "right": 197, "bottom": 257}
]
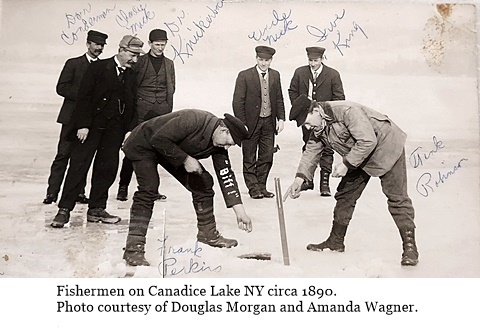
[
  {"left": 126, "top": 157, "right": 217, "bottom": 244},
  {"left": 302, "top": 125, "right": 333, "bottom": 175},
  {"left": 118, "top": 156, "right": 134, "bottom": 187},
  {"left": 119, "top": 99, "right": 171, "bottom": 188},
  {"left": 46, "top": 124, "right": 86, "bottom": 196},
  {"left": 333, "top": 149, "right": 415, "bottom": 230},
  {"left": 58, "top": 119, "right": 125, "bottom": 211},
  {"left": 242, "top": 117, "right": 275, "bottom": 191}
]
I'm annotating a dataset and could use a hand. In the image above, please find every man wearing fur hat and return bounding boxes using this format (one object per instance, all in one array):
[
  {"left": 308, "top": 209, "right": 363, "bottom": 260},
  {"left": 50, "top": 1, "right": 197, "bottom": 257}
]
[
  {"left": 233, "top": 45, "right": 286, "bottom": 199},
  {"left": 288, "top": 47, "right": 345, "bottom": 197},
  {"left": 117, "top": 29, "right": 176, "bottom": 202},
  {"left": 122, "top": 109, "right": 253, "bottom": 266},
  {"left": 284, "top": 95, "right": 419, "bottom": 266},
  {"left": 51, "top": 35, "right": 146, "bottom": 228}
]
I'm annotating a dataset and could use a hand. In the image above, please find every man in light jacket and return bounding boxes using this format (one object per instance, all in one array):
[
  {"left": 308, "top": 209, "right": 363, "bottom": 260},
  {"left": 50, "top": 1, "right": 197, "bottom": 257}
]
[{"left": 284, "top": 95, "right": 419, "bottom": 266}]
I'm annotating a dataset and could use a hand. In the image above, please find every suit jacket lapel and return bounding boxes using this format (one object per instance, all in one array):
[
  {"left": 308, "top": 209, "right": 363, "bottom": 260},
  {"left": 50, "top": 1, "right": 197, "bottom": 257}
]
[
  {"left": 301, "top": 66, "right": 310, "bottom": 91},
  {"left": 316, "top": 67, "right": 328, "bottom": 89},
  {"left": 105, "top": 57, "right": 120, "bottom": 88},
  {"left": 250, "top": 67, "right": 261, "bottom": 93}
]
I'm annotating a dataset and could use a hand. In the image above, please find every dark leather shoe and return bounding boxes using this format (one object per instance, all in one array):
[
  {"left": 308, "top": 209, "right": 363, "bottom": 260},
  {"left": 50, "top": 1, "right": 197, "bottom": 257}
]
[
  {"left": 43, "top": 194, "right": 57, "bottom": 204},
  {"left": 155, "top": 193, "right": 167, "bottom": 201},
  {"left": 116, "top": 185, "right": 128, "bottom": 201},
  {"left": 50, "top": 208, "right": 70, "bottom": 228},
  {"left": 76, "top": 194, "right": 89, "bottom": 204},
  {"left": 300, "top": 180, "right": 314, "bottom": 191},
  {"left": 249, "top": 189, "right": 264, "bottom": 199},
  {"left": 198, "top": 230, "right": 238, "bottom": 248},
  {"left": 87, "top": 208, "right": 121, "bottom": 224},
  {"left": 260, "top": 189, "right": 275, "bottom": 198}
]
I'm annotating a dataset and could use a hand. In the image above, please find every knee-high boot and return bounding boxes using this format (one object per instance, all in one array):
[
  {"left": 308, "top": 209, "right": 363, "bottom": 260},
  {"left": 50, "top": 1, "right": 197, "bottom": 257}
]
[
  {"left": 123, "top": 210, "right": 151, "bottom": 266},
  {"left": 307, "top": 221, "right": 348, "bottom": 252},
  {"left": 399, "top": 228, "right": 419, "bottom": 266},
  {"left": 194, "top": 200, "right": 238, "bottom": 248}
]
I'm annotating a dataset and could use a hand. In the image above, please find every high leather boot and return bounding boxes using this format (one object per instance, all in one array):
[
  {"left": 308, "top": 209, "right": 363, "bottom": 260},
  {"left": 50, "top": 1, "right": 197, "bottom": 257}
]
[
  {"left": 123, "top": 235, "right": 150, "bottom": 266},
  {"left": 123, "top": 210, "right": 151, "bottom": 266},
  {"left": 307, "top": 221, "right": 347, "bottom": 252},
  {"left": 399, "top": 228, "right": 419, "bottom": 266},
  {"left": 194, "top": 200, "right": 238, "bottom": 248},
  {"left": 320, "top": 171, "right": 331, "bottom": 196}
]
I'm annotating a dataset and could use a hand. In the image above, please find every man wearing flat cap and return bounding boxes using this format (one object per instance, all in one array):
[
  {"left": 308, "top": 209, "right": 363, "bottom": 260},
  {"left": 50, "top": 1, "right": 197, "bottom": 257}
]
[
  {"left": 51, "top": 35, "right": 146, "bottom": 228},
  {"left": 233, "top": 45, "right": 286, "bottom": 199},
  {"left": 121, "top": 109, "right": 253, "bottom": 266},
  {"left": 117, "top": 28, "right": 176, "bottom": 202},
  {"left": 284, "top": 96, "right": 419, "bottom": 267},
  {"left": 288, "top": 46, "right": 345, "bottom": 197},
  {"left": 43, "top": 30, "right": 108, "bottom": 206}
]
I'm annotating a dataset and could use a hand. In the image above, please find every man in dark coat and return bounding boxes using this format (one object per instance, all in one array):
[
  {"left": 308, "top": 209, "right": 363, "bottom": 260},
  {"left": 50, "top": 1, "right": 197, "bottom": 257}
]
[
  {"left": 288, "top": 47, "right": 345, "bottom": 196},
  {"left": 284, "top": 95, "right": 419, "bottom": 266},
  {"left": 117, "top": 28, "right": 176, "bottom": 202},
  {"left": 122, "top": 109, "right": 253, "bottom": 266},
  {"left": 43, "top": 30, "right": 108, "bottom": 205},
  {"left": 232, "top": 46, "right": 286, "bottom": 199},
  {"left": 50, "top": 35, "right": 145, "bottom": 228}
]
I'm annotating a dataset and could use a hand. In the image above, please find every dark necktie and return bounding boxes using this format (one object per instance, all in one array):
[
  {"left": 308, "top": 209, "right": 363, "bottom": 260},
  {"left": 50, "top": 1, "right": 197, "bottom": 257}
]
[
  {"left": 118, "top": 67, "right": 125, "bottom": 81},
  {"left": 261, "top": 72, "right": 266, "bottom": 79}
]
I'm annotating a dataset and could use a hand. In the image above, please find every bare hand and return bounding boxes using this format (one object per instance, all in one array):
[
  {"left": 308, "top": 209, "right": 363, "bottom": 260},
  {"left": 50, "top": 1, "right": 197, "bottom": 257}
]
[
  {"left": 77, "top": 128, "right": 89, "bottom": 143},
  {"left": 276, "top": 120, "right": 285, "bottom": 134},
  {"left": 232, "top": 204, "right": 253, "bottom": 232},
  {"left": 283, "top": 178, "right": 303, "bottom": 202},
  {"left": 183, "top": 156, "right": 202, "bottom": 174},
  {"left": 332, "top": 162, "right": 348, "bottom": 178}
]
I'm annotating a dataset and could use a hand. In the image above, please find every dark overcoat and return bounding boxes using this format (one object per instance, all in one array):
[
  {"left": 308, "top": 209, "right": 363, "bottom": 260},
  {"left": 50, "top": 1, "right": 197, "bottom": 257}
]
[{"left": 56, "top": 54, "right": 90, "bottom": 125}]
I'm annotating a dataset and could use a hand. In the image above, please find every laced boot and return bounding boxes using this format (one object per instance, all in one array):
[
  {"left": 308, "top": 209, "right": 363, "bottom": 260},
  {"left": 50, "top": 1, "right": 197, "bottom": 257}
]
[
  {"left": 307, "top": 221, "right": 347, "bottom": 252},
  {"left": 50, "top": 208, "right": 70, "bottom": 228},
  {"left": 320, "top": 171, "right": 331, "bottom": 197},
  {"left": 197, "top": 228, "right": 238, "bottom": 248},
  {"left": 123, "top": 236, "right": 150, "bottom": 266},
  {"left": 399, "top": 228, "right": 419, "bottom": 266}
]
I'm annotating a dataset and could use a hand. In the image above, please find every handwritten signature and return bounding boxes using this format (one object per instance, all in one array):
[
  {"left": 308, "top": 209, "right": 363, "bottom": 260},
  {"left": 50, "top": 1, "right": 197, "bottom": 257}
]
[
  {"left": 409, "top": 136, "right": 445, "bottom": 168},
  {"left": 61, "top": 3, "right": 116, "bottom": 45},
  {"left": 306, "top": 9, "right": 368, "bottom": 57},
  {"left": 164, "top": 0, "right": 226, "bottom": 64},
  {"left": 157, "top": 236, "right": 222, "bottom": 276},
  {"left": 416, "top": 158, "right": 468, "bottom": 197},
  {"left": 332, "top": 22, "right": 368, "bottom": 56},
  {"left": 306, "top": 9, "right": 346, "bottom": 42},
  {"left": 248, "top": 9, "right": 298, "bottom": 45},
  {"left": 115, "top": 3, "right": 155, "bottom": 34}
]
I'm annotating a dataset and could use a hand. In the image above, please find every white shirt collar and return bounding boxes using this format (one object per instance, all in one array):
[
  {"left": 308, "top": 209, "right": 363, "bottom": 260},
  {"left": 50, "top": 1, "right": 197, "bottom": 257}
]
[
  {"left": 256, "top": 65, "right": 268, "bottom": 76},
  {"left": 114, "top": 56, "right": 124, "bottom": 70},
  {"left": 85, "top": 53, "right": 98, "bottom": 63},
  {"left": 311, "top": 64, "right": 324, "bottom": 76}
]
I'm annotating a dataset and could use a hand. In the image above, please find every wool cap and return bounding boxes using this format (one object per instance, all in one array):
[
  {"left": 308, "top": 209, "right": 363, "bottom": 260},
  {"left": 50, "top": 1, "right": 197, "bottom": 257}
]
[
  {"left": 289, "top": 94, "right": 312, "bottom": 127},
  {"left": 149, "top": 29, "right": 168, "bottom": 41},
  {"left": 87, "top": 30, "right": 108, "bottom": 45},
  {"left": 223, "top": 113, "right": 249, "bottom": 146},
  {"left": 255, "top": 45, "right": 276, "bottom": 59},
  {"left": 306, "top": 46, "right": 325, "bottom": 59},
  {"left": 119, "top": 35, "right": 145, "bottom": 54}
]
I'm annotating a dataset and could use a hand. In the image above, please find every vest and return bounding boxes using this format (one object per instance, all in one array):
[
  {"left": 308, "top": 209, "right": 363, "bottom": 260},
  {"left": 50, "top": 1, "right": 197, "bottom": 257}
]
[
  {"left": 137, "top": 57, "right": 168, "bottom": 103},
  {"left": 259, "top": 73, "right": 271, "bottom": 118}
]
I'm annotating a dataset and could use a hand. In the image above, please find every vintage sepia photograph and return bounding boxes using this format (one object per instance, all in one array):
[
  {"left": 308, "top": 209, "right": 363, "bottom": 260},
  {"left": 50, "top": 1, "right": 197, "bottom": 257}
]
[{"left": 0, "top": 0, "right": 478, "bottom": 279}]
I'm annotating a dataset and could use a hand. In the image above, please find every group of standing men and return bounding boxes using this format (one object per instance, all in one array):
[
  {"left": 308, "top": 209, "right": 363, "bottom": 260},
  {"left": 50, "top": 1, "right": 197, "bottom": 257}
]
[{"left": 43, "top": 28, "right": 418, "bottom": 268}]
